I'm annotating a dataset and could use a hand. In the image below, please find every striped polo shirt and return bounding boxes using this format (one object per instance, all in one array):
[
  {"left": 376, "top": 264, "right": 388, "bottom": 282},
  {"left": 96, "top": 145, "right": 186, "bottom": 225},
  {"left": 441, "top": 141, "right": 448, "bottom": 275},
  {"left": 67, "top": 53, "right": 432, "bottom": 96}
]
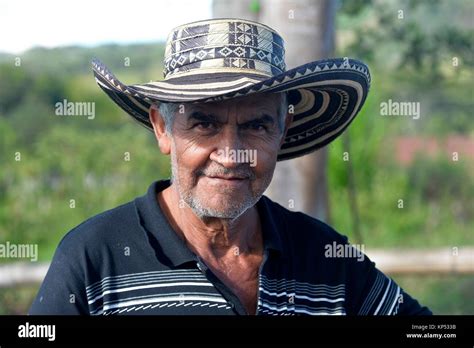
[{"left": 29, "top": 180, "right": 431, "bottom": 315}]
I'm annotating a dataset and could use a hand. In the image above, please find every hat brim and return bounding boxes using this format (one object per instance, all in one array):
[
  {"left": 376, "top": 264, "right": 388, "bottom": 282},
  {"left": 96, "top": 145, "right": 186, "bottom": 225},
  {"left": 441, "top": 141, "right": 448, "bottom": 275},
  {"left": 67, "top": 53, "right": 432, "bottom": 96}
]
[{"left": 92, "top": 57, "right": 370, "bottom": 161}]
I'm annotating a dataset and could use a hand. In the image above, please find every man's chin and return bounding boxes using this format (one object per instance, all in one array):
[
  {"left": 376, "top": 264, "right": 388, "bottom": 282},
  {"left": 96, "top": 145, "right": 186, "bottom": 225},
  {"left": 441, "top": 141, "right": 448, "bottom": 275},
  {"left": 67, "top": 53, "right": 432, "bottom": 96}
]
[
  {"left": 186, "top": 195, "right": 256, "bottom": 220},
  {"left": 180, "top": 180, "right": 263, "bottom": 219},
  {"left": 198, "top": 202, "right": 250, "bottom": 219}
]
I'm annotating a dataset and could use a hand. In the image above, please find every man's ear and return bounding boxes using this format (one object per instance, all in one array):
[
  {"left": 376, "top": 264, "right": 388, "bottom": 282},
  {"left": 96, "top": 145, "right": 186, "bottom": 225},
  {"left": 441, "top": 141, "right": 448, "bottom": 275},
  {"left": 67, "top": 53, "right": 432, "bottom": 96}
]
[
  {"left": 149, "top": 104, "right": 171, "bottom": 155},
  {"left": 279, "top": 112, "right": 293, "bottom": 146}
]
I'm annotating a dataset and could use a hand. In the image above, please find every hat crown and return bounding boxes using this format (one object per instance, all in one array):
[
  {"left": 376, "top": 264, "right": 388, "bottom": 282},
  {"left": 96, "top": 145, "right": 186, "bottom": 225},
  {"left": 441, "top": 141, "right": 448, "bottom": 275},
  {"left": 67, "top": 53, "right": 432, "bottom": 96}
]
[{"left": 163, "top": 18, "right": 286, "bottom": 79}]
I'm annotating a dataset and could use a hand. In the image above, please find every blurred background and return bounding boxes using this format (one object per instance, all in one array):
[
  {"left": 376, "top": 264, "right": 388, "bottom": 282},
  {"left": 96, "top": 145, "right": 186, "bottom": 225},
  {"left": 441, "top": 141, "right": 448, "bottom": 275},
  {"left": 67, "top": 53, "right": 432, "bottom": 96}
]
[{"left": 0, "top": 0, "right": 473, "bottom": 314}]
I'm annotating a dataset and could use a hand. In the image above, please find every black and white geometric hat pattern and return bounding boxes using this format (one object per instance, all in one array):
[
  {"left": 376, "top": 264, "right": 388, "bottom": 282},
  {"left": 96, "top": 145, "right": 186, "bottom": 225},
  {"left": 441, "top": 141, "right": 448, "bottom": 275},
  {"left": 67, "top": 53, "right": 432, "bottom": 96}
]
[{"left": 92, "top": 18, "right": 371, "bottom": 161}]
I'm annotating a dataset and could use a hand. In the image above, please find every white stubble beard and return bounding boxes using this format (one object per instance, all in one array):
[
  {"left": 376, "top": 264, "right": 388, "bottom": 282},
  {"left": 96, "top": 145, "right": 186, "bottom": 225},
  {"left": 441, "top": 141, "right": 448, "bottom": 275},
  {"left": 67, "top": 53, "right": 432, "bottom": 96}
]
[{"left": 169, "top": 143, "right": 272, "bottom": 220}]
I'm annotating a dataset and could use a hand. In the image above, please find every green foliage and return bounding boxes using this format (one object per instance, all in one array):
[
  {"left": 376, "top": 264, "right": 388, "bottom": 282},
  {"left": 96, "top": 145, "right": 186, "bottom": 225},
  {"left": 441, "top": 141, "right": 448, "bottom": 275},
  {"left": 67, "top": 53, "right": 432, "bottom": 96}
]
[
  {"left": 249, "top": 0, "right": 261, "bottom": 14},
  {"left": 1, "top": 122, "right": 170, "bottom": 261},
  {"left": 339, "top": 0, "right": 373, "bottom": 16},
  {"left": 0, "top": 42, "right": 171, "bottom": 263},
  {"left": 0, "top": 63, "right": 32, "bottom": 113},
  {"left": 393, "top": 274, "right": 474, "bottom": 315},
  {"left": 407, "top": 155, "right": 473, "bottom": 201},
  {"left": 339, "top": 0, "right": 474, "bottom": 77}
]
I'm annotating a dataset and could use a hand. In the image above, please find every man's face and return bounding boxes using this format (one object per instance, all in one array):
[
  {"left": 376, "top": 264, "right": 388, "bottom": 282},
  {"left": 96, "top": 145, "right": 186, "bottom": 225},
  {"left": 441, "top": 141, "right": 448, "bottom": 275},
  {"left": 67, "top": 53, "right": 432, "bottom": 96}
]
[{"left": 164, "top": 93, "right": 288, "bottom": 220}]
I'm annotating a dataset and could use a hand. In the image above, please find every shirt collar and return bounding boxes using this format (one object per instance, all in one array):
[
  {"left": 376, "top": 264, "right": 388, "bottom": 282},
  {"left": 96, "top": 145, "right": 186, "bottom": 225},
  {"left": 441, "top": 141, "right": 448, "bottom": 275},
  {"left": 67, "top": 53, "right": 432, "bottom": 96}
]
[
  {"left": 257, "top": 195, "right": 284, "bottom": 255},
  {"left": 135, "top": 180, "right": 196, "bottom": 267},
  {"left": 134, "top": 180, "right": 285, "bottom": 267}
]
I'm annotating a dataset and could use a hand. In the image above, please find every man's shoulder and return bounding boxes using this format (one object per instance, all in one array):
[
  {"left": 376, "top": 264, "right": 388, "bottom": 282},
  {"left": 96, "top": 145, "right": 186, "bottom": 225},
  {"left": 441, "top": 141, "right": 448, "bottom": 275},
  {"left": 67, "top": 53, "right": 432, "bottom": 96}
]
[
  {"left": 262, "top": 195, "right": 349, "bottom": 245},
  {"left": 56, "top": 200, "right": 139, "bottom": 254}
]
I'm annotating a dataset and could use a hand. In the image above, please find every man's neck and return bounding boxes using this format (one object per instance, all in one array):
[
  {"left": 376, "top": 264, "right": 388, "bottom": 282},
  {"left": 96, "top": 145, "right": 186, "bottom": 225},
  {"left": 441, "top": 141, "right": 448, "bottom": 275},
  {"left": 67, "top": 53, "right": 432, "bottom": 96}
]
[{"left": 157, "top": 184, "right": 263, "bottom": 260}]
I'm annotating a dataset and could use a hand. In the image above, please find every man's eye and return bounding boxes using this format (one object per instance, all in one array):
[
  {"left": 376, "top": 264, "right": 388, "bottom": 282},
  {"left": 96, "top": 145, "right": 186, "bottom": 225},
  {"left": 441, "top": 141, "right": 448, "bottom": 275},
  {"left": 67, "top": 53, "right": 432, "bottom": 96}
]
[
  {"left": 247, "top": 123, "right": 267, "bottom": 132},
  {"left": 254, "top": 124, "right": 267, "bottom": 131},
  {"left": 194, "top": 122, "right": 215, "bottom": 130}
]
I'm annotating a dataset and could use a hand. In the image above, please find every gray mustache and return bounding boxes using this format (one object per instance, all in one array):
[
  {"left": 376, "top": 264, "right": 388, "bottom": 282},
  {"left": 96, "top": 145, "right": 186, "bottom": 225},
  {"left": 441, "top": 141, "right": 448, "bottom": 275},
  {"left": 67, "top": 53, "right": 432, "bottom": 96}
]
[{"left": 198, "top": 166, "right": 255, "bottom": 180}]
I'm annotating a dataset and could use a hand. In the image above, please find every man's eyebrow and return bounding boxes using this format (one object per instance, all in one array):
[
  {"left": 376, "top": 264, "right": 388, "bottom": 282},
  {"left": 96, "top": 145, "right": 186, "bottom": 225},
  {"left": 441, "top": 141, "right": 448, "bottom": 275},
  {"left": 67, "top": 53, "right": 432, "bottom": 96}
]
[
  {"left": 187, "top": 111, "right": 219, "bottom": 123},
  {"left": 187, "top": 111, "right": 276, "bottom": 126},
  {"left": 240, "top": 114, "right": 276, "bottom": 126}
]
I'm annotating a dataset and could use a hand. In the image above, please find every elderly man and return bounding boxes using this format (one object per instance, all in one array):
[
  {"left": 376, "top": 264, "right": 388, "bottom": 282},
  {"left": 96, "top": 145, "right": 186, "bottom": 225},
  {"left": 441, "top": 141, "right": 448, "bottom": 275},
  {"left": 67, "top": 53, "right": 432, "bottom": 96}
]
[{"left": 30, "top": 19, "right": 431, "bottom": 315}]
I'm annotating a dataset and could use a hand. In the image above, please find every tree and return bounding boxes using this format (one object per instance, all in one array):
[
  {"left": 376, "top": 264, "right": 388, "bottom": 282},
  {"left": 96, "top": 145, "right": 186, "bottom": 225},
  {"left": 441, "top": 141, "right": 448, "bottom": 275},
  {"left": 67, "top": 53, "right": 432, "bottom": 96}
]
[{"left": 213, "top": 0, "right": 335, "bottom": 222}]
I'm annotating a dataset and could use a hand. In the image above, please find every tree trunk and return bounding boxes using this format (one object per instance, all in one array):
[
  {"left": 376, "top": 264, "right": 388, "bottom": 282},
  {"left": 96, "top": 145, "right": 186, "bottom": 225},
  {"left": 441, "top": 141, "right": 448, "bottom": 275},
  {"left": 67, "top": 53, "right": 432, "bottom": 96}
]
[{"left": 212, "top": 0, "right": 335, "bottom": 222}]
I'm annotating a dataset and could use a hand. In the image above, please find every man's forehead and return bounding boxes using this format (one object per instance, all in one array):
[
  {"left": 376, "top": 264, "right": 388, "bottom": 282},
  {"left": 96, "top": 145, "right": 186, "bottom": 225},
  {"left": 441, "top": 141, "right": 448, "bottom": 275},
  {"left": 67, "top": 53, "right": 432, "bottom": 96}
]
[{"left": 186, "top": 93, "right": 281, "bottom": 113}]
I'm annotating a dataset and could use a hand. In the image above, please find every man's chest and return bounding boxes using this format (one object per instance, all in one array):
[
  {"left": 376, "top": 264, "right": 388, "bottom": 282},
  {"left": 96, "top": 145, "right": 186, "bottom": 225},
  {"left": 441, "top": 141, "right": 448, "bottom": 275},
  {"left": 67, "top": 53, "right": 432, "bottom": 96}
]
[
  {"left": 84, "top": 254, "right": 347, "bottom": 316},
  {"left": 205, "top": 259, "right": 262, "bottom": 315}
]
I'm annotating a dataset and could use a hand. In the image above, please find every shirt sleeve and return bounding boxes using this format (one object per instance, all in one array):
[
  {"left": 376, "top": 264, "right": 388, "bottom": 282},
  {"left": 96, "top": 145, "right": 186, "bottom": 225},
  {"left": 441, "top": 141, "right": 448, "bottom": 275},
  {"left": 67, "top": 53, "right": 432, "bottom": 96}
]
[
  {"left": 345, "top": 252, "right": 432, "bottom": 315},
  {"left": 28, "top": 245, "right": 89, "bottom": 315}
]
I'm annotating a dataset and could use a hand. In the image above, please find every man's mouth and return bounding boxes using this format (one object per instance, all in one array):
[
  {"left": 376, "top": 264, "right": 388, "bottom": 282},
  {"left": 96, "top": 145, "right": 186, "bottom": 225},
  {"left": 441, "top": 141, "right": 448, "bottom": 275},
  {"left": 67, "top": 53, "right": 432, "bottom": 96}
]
[
  {"left": 208, "top": 175, "right": 247, "bottom": 180},
  {"left": 205, "top": 175, "right": 249, "bottom": 187}
]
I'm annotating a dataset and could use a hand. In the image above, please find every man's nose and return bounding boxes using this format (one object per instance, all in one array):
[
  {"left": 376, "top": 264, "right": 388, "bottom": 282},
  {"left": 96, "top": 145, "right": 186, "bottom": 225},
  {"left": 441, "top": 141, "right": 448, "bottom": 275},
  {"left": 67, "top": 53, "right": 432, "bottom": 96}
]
[{"left": 209, "top": 126, "right": 243, "bottom": 168}]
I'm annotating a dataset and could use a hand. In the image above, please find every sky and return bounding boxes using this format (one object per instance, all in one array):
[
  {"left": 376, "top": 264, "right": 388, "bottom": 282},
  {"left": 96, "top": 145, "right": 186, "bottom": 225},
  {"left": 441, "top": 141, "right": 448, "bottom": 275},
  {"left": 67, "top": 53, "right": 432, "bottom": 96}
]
[{"left": 0, "top": 0, "right": 213, "bottom": 53}]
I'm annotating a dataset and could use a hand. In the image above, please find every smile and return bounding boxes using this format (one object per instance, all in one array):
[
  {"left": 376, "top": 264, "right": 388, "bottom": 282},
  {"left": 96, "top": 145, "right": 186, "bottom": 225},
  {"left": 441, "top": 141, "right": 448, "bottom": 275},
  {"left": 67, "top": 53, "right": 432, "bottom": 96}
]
[{"left": 205, "top": 176, "right": 248, "bottom": 187}]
